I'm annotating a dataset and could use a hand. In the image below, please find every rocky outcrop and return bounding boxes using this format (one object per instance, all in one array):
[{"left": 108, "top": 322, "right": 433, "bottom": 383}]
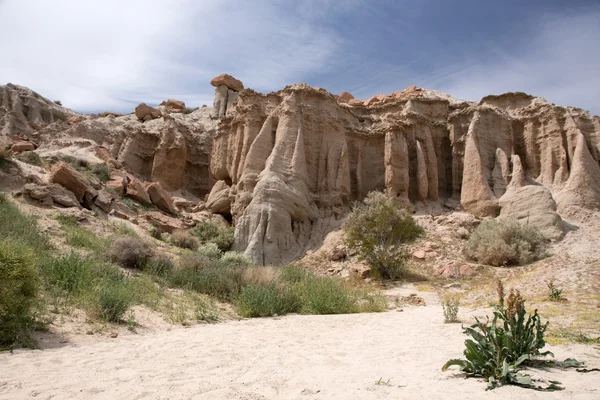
[
  {"left": 50, "top": 161, "right": 97, "bottom": 208},
  {"left": 210, "top": 74, "right": 244, "bottom": 92},
  {"left": 126, "top": 177, "right": 151, "bottom": 204},
  {"left": 211, "top": 84, "right": 600, "bottom": 264},
  {"left": 135, "top": 103, "right": 162, "bottom": 121},
  {"left": 146, "top": 182, "right": 178, "bottom": 214},
  {"left": 159, "top": 99, "right": 185, "bottom": 113},
  {"left": 206, "top": 180, "right": 231, "bottom": 214}
]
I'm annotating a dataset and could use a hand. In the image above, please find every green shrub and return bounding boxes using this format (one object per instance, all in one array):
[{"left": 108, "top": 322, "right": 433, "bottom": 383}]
[
  {"left": 169, "top": 263, "right": 244, "bottom": 302},
  {"left": 220, "top": 251, "right": 254, "bottom": 268},
  {"left": 344, "top": 191, "right": 423, "bottom": 280},
  {"left": 98, "top": 283, "right": 132, "bottom": 322},
  {"left": 0, "top": 241, "right": 39, "bottom": 347},
  {"left": 145, "top": 255, "right": 174, "bottom": 277},
  {"left": 196, "top": 243, "right": 223, "bottom": 261},
  {"left": 171, "top": 230, "right": 198, "bottom": 250},
  {"left": 236, "top": 283, "right": 301, "bottom": 317},
  {"left": 298, "top": 276, "right": 357, "bottom": 314},
  {"left": 280, "top": 263, "right": 312, "bottom": 284},
  {"left": 91, "top": 163, "right": 110, "bottom": 182},
  {"left": 16, "top": 151, "right": 42, "bottom": 167},
  {"left": 108, "top": 237, "right": 153, "bottom": 269},
  {"left": 190, "top": 221, "right": 234, "bottom": 251},
  {"left": 463, "top": 219, "right": 548, "bottom": 266},
  {"left": 443, "top": 281, "right": 552, "bottom": 390},
  {"left": 0, "top": 147, "right": 13, "bottom": 171}
]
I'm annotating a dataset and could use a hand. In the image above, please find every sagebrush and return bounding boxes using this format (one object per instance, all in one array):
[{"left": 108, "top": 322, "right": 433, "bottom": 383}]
[
  {"left": 344, "top": 191, "right": 423, "bottom": 279},
  {"left": 463, "top": 219, "right": 547, "bottom": 266},
  {"left": 109, "top": 237, "right": 153, "bottom": 269}
]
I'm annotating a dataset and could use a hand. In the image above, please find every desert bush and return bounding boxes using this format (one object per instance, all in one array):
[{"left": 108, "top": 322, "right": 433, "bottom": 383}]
[
  {"left": 144, "top": 255, "right": 174, "bottom": 277},
  {"left": 16, "top": 151, "right": 42, "bottom": 166},
  {"left": 91, "top": 163, "right": 110, "bottom": 182},
  {"left": 443, "top": 281, "right": 552, "bottom": 390},
  {"left": 190, "top": 221, "right": 234, "bottom": 251},
  {"left": 98, "top": 283, "right": 132, "bottom": 322},
  {"left": 170, "top": 230, "right": 198, "bottom": 250},
  {"left": 547, "top": 280, "right": 564, "bottom": 302},
  {"left": 298, "top": 276, "right": 357, "bottom": 314},
  {"left": 344, "top": 191, "right": 423, "bottom": 279},
  {"left": 236, "top": 282, "right": 301, "bottom": 317},
  {"left": 109, "top": 237, "right": 153, "bottom": 269},
  {"left": 169, "top": 263, "right": 245, "bottom": 302},
  {"left": 220, "top": 251, "right": 254, "bottom": 268},
  {"left": 463, "top": 219, "right": 548, "bottom": 266},
  {"left": 442, "top": 297, "right": 460, "bottom": 323},
  {"left": 182, "top": 107, "right": 199, "bottom": 114},
  {"left": 0, "top": 147, "right": 12, "bottom": 171},
  {"left": 0, "top": 241, "right": 39, "bottom": 347},
  {"left": 54, "top": 100, "right": 62, "bottom": 106},
  {"left": 196, "top": 243, "right": 223, "bottom": 261}
]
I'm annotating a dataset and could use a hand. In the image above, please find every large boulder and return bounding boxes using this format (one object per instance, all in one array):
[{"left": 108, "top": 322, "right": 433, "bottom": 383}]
[
  {"left": 159, "top": 99, "right": 185, "bottom": 112},
  {"left": 11, "top": 141, "right": 35, "bottom": 153},
  {"left": 94, "top": 190, "right": 114, "bottom": 213},
  {"left": 210, "top": 73, "right": 244, "bottom": 92},
  {"left": 499, "top": 185, "right": 564, "bottom": 240},
  {"left": 144, "top": 211, "right": 187, "bottom": 234},
  {"left": 206, "top": 180, "right": 231, "bottom": 214},
  {"left": 336, "top": 92, "right": 354, "bottom": 103},
  {"left": 48, "top": 183, "right": 80, "bottom": 208},
  {"left": 146, "top": 182, "right": 178, "bottom": 214},
  {"left": 22, "top": 183, "right": 52, "bottom": 206},
  {"left": 106, "top": 171, "right": 127, "bottom": 196},
  {"left": 126, "top": 177, "right": 151, "bottom": 204},
  {"left": 50, "top": 161, "right": 97, "bottom": 207},
  {"left": 134, "top": 103, "right": 162, "bottom": 121}
]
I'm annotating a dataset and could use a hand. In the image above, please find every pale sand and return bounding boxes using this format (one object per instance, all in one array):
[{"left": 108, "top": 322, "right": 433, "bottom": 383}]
[{"left": 1, "top": 294, "right": 599, "bottom": 400}]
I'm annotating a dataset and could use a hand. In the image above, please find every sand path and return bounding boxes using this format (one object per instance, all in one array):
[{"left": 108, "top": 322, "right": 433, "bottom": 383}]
[{"left": 1, "top": 291, "right": 599, "bottom": 400}]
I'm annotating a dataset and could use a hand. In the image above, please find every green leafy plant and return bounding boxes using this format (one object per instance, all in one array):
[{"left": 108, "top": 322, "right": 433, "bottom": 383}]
[
  {"left": 442, "top": 297, "right": 460, "bottom": 323},
  {"left": 343, "top": 191, "right": 423, "bottom": 279},
  {"left": 443, "top": 281, "right": 558, "bottom": 390},
  {"left": 16, "top": 151, "right": 42, "bottom": 167},
  {"left": 98, "top": 283, "right": 132, "bottom": 322},
  {"left": 236, "top": 282, "right": 301, "bottom": 317},
  {"left": 91, "top": 163, "right": 111, "bottom": 182},
  {"left": 190, "top": 221, "right": 234, "bottom": 251},
  {"left": 547, "top": 280, "right": 564, "bottom": 302},
  {"left": 0, "top": 241, "right": 39, "bottom": 348},
  {"left": 463, "top": 219, "right": 548, "bottom": 266}
]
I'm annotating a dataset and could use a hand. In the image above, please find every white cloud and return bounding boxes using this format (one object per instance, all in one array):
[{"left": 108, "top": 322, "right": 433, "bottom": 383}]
[
  {"left": 0, "top": 0, "right": 344, "bottom": 112},
  {"left": 434, "top": 9, "right": 600, "bottom": 114}
]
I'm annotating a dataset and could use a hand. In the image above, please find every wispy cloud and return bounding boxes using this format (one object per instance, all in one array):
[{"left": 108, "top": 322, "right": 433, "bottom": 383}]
[
  {"left": 432, "top": 8, "right": 600, "bottom": 114},
  {"left": 0, "top": 0, "right": 346, "bottom": 112}
]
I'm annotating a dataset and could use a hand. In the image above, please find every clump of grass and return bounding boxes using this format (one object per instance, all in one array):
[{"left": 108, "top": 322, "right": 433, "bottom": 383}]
[
  {"left": 91, "top": 163, "right": 110, "bottom": 182},
  {"left": 0, "top": 241, "right": 39, "bottom": 348},
  {"left": 40, "top": 253, "right": 95, "bottom": 297},
  {"left": 463, "top": 219, "right": 548, "bottom": 266},
  {"left": 0, "top": 193, "right": 51, "bottom": 253},
  {"left": 236, "top": 283, "right": 301, "bottom": 317},
  {"left": 344, "top": 191, "right": 423, "bottom": 280},
  {"left": 55, "top": 214, "right": 109, "bottom": 253},
  {"left": 109, "top": 237, "right": 153, "bottom": 269},
  {"left": 547, "top": 281, "right": 565, "bottom": 302},
  {"left": 442, "top": 297, "right": 460, "bottom": 323},
  {"left": 298, "top": 276, "right": 358, "bottom": 314},
  {"left": 169, "top": 262, "right": 245, "bottom": 302},
  {"left": 98, "top": 283, "right": 132, "bottom": 322},
  {"left": 170, "top": 230, "right": 199, "bottom": 250},
  {"left": 110, "top": 222, "right": 139, "bottom": 238},
  {"left": 190, "top": 221, "right": 234, "bottom": 251}
]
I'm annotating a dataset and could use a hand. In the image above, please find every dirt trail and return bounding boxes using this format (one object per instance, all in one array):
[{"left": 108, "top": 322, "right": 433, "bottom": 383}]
[{"left": 1, "top": 286, "right": 598, "bottom": 400}]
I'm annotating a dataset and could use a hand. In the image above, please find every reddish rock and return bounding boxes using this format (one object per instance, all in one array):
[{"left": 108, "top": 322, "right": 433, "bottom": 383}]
[
  {"left": 349, "top": 263, "right": 371, "bottom": 279},
  {"left": 329, "top": 245, "right": 346, "bottom": 261},
  {"left": 336, "top": 92, "right": 354, "bottom": 103},
  {"left": 11, "top": 141, "right": 35, "bottom": 153},
  {"left": 106, "top": 171, "right": 127, "bottom": 196},
  {"left": 348, "top": 99, "right": 364, "bottom": 106},
  {"left": 364, "top": 94, "right": 387, "bottom": 106},
  {"left": 50, "top": 161, "right": 97, "bottom": 205},
  {"left": 210, "top": 74, "right": 244, "bottom": 92},
  {"left": 159, "top": 99, "right": 186, "bottom": 112},
  {"left": 146, "top": 182, "right": 178, "bottom": 214},
  {"left": 134, "top": 103, "right": 162, "bottom": 121},
  {"left": 435, "top": 261, "right": 476, "bottom": 279},
  {"left": 412, "top": 250, "right": 426, "bottom": 260},
  {"left": 144, "top": 211, "right": 186, "bottom": 234},
  {"left": 126, "top": 177, "right": 151, "bottom": 204},
  {"left": 67, "top": 116, "right": 82, "bottom": 125},
  {"left": 94, "top": 190, "right": 114, "bottom": 213}
]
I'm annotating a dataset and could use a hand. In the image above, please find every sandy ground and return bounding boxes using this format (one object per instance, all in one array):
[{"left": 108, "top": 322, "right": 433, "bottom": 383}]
[{"left": 1, "top": 290, "right": 598, "bottom": 400}]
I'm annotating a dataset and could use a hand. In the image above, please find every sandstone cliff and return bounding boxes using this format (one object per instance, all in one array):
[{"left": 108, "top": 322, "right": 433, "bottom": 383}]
[{"left": 2, "top": 80, "right": 599, "bottom": 265}]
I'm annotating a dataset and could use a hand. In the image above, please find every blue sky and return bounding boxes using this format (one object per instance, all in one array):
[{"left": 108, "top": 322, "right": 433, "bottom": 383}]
[{"left": 1, "top": 0, "right": 599, "bottom": 114}]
